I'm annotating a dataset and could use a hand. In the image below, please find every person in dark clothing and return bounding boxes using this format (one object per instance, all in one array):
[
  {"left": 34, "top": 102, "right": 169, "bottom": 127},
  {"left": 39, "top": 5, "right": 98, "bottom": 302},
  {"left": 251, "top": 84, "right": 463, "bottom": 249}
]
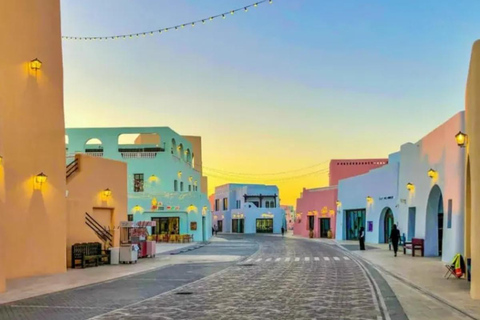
[
  {"left": 212, "top": 227, "right": 215, "bottom": 237},
  {"left": 390, "top": 224, "right": 401, "bottom": 257},
  {"left": 359, "top": 227, "right": 366, "bottom": 250},
  {"left": 281, "top": 226, "right": 285, "bottom": 237}
]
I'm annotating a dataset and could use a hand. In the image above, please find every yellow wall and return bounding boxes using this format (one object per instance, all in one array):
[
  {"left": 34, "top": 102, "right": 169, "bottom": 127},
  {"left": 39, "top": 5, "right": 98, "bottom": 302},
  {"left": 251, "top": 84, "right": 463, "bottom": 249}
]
[
  {"left": 0, "top": 0, "right": 66, "bottom": 285},
  {"left": 466, "top": 40, "right": 480, "bottom": 299},
  {"left": 66, "top": 154, "right": 127, "bottom": 267}
]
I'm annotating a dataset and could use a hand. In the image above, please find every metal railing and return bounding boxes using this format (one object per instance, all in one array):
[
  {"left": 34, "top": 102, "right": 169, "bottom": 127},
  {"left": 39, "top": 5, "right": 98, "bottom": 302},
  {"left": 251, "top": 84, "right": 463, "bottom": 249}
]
[
  {"left": 85, "top": 151, "right": 104, "bottom": 157},
  {"left": 85, "top": 212, "right": 113, "bottom": 247},
  {"left": 66, "top": 158, "right": 79, "bottom": 180},
  {"left": 120, "top": 152, "right": 158, "bottom": 159}
]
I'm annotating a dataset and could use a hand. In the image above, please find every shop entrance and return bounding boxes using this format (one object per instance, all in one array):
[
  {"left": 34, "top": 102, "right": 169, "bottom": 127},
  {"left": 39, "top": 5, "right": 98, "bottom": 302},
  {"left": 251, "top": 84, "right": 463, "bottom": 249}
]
[
  {"left": 379, "top": 207, "right": 394, "bottom": 243},
  {"left": 202, "top": 216, "right": 206, "bottom": 242},
  {"left": 151, "top": 217, "right": 179, "bottom": 235},
  {"left": 256, "top": 218, "right": 273, "bottom": 233},
  {"left": 308, "top": 216, "right": 315, "bottom": 231},
  {"left": 232, "top": 219, "right": 245, "bottom": 233},
  {"left": 425, "top": 185, "right": 444, "bottom": 256},
  {"left": 218, "top": 220, "right": 223, "bottom": 232},
  {"left": 319, "top": 218, "right": 330, "bottom": 238},
  {"left": 345, "top": 209, "right": 366, "bottom": 240}
]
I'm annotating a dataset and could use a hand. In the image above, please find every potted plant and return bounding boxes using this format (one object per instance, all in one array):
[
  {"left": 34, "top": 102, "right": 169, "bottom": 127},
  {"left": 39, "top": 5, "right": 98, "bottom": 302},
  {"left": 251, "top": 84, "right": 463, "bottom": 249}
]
[{"left": 309, "top": 229, "right": 314, "bottom": 238}]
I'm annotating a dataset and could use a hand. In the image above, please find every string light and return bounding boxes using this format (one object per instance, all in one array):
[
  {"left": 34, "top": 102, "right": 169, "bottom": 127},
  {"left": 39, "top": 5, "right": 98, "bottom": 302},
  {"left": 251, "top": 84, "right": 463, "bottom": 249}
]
[{"left": 62, "top": 0, "right": 271, "bottom": 41}]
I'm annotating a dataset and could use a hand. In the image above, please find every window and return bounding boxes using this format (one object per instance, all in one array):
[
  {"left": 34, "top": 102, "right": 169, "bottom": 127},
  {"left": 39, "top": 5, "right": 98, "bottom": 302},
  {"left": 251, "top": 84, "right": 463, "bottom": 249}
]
[
  {"left": 134, "top": 174, "right": 144, "bottom": 192},
  {"left": 266, "top": 201, "right": 270, "bottom": 208},
  {"left": 408, "top": 207, "right": 416, "bottom": 241},
  {"left": 174, "top": 180, "right": 178, "bottom": 191},
  {"left": 236, "top": 200, "right": 241, "bottom": 209},
  {"left": 270, "top": 201, "right": 275, "bottom": 208},
  {"left": 215, "top": 199, "right": 220, "bottom": 211},
  {"left": 188, "top": 185, "right": 192, "bottom": 192},
  {"left": 447, "top": 199, "right": 453, "bottom": 229},
  {"left": 180, "top": 181, "right": 184, "bottom": 192},
  {"left": 128, "top": 214, "right": 133, "bottom": 221},
  {"left": 252, "top": 201, "right": 259, "bottom": 207},
  {"left": 223, "top": 198, "right": 228, "bottom": 210}
]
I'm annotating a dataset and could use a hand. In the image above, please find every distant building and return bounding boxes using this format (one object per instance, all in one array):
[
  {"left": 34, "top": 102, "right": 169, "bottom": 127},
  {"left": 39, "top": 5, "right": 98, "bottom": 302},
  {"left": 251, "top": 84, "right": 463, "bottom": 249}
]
[
  {"left": 281, "top": 205, "right": 296, "bottom": 230},
  {"left": 212, "top": 184, "right": 285, "bottom": 234},
  {"left": 294, "top": 159, "right": 388, "bottom": 239},
  {"left": 66, "top": 127, "right": 212, "bottom": 242}
]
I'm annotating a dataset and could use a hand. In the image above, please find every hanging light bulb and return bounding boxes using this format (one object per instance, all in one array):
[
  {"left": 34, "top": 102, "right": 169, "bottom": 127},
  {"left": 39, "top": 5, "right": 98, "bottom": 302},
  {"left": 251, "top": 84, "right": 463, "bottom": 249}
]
[
  {"left": 202, "top": 20, "right": 206, "bottom": 24},
  {"left": 254, "top": 3, "right": 258, "bottom": 7},
  {"left": 210, "top": 17, "right": 214, "bottom": 21},
  {"left": 231, "top": 10, "right": 234, "bottom": 15},
  {"left": 191, "top": 22, "right": 195, "bottom": 27},
  {"left": 269, "top": 0, "right": 273, "bottom": 3},
  {"left": 244, "top": 7, "right": 248, "bottom": 12},
  {"left": 222, "top": 14, "right": 226, "bottom": 19}
]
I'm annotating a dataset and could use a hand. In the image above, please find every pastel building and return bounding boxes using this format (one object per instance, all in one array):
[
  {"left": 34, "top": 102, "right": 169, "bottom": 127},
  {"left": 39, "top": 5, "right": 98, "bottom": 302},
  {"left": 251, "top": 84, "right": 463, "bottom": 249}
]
[
  {"left": 336, "top": 112, "right": 465, "bottom": 263},
  {"left": 281, "top": 205, "right": 296, "bottom": 230},
  {"left": 0, "top": 0, "right": 128, "bottom": 292},
  {"left": 294, "top": 159, "right": 388, "bottom": 238},
  {"left": 212, "top": 184, "right": 285, "bottom": 234},
  {"left": 66, "top": 128, "right": 212, "bottom": 242},
  {"left": 336, "top": 153, "right": 400, "bottom": 243}
]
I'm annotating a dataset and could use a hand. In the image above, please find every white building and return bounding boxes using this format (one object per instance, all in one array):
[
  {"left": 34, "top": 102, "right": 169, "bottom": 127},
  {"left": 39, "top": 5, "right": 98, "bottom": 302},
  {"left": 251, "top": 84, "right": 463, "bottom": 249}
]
[
  {"left": 336, "top": 152, "right": 400, "bottom": 244},
  {"left": 336, "top": 111, "right": 465, "bottom": 262},
  {"left": 212, "top": 184, "right": 285, "bottom": 234}
]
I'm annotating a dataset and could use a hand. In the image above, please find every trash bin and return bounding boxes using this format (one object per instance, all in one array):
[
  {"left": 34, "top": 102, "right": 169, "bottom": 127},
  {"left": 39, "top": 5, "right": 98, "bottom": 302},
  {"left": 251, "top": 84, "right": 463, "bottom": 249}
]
[
  {"left": 109, "top": 247, "right": 120, "bottom": 265},
  {"left": 467, "top": 258, "right": 471, "bottom": 282}
]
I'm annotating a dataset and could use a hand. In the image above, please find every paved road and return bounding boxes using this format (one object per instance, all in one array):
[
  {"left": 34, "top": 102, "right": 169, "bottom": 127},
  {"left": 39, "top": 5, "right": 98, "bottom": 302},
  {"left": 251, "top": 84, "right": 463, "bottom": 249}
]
[{"left": 0, "top": 235, "right": 406, "bottom": 320}]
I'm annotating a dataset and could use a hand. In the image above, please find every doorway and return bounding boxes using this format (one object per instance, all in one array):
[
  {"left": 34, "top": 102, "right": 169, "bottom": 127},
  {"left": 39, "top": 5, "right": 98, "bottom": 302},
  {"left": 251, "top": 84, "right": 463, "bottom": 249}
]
[
  {"left": 232, "top": 219, "right": 245, "bottom": 233},
  {"left": 380, "top": 207, "right": 394, "bottom": 243},
  {"left": 319, "top": 218, "right": 330, "bottom": 238},
  {"left": 308, "top": 216, "right": 315, "bottom": 231},
  {"left": 218, "top": 220, "right": 223, "bottom": 232},
  {"left": 202, "top": 216, "right": 206, "bottom": 242},
  {"left": 256, "top": 219, "right": 273, "bottom": 233},
  {"left": 425, "top": 185, "right": 444, "bottom": 256},
  {"left": 151, "top": 217, "right": 179, "bottom": 235},
  {"left": 345, "top": 209, "right": 366, "bottom": 240}
]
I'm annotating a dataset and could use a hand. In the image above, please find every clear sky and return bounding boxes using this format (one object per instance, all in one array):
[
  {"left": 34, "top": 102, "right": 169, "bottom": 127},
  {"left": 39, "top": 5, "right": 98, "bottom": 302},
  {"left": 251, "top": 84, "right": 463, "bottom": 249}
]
[{"left": 61, "top": 0, "right": 480, "bottom": 205}]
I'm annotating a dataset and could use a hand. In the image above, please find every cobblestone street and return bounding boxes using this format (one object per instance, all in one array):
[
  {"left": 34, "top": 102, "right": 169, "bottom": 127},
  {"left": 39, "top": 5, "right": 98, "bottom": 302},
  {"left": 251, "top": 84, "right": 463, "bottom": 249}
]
[{"left": 0, "top": 235, "right": 406, "bottom": 320}]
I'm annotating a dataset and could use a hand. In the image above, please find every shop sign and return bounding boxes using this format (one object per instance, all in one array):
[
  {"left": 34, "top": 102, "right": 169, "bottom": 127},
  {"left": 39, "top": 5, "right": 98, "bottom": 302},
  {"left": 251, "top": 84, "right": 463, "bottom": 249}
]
[
  {"left": 379, "top": 196, "right": 394, "bottom": 201},
  {"left": 120, "top": 221, "right": 157, "bottom": 228},
  {"left": 190, "top": 222, "right": 197, "bottom": 231},
  {"left": 233, "top": 213, "right": 244, "bottom": 219},
  {"left": 262, "top": 213, "right": 274, "bottom": 218}
]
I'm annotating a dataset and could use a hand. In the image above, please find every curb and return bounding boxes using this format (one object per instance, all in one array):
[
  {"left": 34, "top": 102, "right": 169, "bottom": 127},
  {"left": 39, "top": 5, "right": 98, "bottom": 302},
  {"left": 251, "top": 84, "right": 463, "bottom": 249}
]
[{"left": 157, "top": 242, "right": 211, "bottom": 256}]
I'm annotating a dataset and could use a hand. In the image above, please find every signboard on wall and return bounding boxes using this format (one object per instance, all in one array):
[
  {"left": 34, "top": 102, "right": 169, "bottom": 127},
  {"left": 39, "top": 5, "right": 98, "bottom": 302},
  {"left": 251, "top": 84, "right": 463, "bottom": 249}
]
[
  {"left": 190, "top": 222, "right": 197, "bottom": 231},
  {"left": 367, "top": 221, "right": 373, "bottom": 232}
]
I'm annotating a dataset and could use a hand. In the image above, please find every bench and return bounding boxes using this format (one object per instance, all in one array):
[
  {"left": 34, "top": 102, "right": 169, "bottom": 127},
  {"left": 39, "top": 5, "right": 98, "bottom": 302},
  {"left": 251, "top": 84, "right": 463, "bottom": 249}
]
[
  {"left": 403, "top": 238, "right": 424, "bottom": 257},
  {"left": 72, "top": 242, "right": 109, "bottom": 268}
]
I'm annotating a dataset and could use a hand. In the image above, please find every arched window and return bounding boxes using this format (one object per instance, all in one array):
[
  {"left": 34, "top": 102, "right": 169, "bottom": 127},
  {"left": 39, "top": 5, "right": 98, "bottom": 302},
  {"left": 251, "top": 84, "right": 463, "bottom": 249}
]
[
  {"left": 174, "top": 180, "right": 178, "bottom": 192},
  {"left": 185, "top": 149, "right": 191, "bottom": 163},
  {"left": 192, "top": 153, "right": 195, "bottom": 169},
  {"left": 270, "top": 201, "right": 275, "bottom": 208},
  {"left": 178, "top": 143, "right": 184, "bottom": 160},
  {"left": 180, "top": 181, "right": 184, "bottom": 192},
  {"left": 171, "top": 138, "right": 176, "bottom": 154},
  {"left": 266, "top": 202, "right": 270, "bottom": 208},
  {"left": 85, "top": 138, "right": 103, "bottom": 157}
]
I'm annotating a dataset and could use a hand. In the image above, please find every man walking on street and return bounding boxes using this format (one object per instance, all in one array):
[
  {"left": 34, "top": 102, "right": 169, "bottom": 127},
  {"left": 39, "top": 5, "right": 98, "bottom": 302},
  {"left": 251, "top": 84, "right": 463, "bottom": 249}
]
[
  {"left": 281, "top": 226, "right": 285, "bottom": 237},
  {"left": 390, "top": 224, "right": 401, "bottom": 257}
]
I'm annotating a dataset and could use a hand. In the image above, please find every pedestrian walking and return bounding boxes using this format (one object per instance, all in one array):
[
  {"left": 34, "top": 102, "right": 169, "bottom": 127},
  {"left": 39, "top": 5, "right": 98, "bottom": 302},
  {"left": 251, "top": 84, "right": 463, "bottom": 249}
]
[
  {"left": 281, "top": 226, "right": 285, "bottom": 237},
  {"left": 359, "top": 227, "right": 366, "bottom": 250},
  {"left": 390, "top": 224, "right": 401, "bottom": 257},
  {"left": 214, "top": 225, "right": 218, "bottom": 236},
  {"left": 212, "top": 226, "right": 215, "bottom": 237}
]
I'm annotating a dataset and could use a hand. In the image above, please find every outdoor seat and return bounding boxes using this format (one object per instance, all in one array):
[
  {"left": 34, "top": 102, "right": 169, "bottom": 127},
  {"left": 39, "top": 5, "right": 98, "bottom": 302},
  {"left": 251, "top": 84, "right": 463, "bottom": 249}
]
[
  {"left": 403, "top": 238, "right": 424, "bottom": 256},
  {"left": 444, "top": 254, "right": 466, "bottom": 279}
]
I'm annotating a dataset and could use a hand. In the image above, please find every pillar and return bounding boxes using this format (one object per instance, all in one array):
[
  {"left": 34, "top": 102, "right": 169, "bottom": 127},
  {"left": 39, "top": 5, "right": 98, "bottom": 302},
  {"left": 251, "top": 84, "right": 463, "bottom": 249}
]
[{"left": 466, "top": 40, "right": 480, "bottom": 299}]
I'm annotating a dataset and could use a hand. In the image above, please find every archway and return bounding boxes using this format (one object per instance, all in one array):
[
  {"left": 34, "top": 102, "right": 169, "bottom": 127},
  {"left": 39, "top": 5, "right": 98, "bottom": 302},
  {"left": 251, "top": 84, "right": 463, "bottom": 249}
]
[
  {"left": 425, "top": 185, "right": 444, "bottom": 256},
  {"left": 379, "top": 207, "right": 394, "bottom": 243}
]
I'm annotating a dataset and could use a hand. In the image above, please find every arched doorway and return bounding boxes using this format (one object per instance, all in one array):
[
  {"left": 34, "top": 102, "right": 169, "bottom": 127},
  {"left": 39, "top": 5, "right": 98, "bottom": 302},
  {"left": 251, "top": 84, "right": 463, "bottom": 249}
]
[
  {"left": 425, "top": 185, "right": 444, "bottom": 256},
  {"left": 379, "top": 207, "right": 394, "bottom": 243}
]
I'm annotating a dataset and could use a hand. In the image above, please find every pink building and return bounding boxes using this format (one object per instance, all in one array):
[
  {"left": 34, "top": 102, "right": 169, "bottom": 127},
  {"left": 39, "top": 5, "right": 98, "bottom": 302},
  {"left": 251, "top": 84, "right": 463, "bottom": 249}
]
[{"left": 294, "top": 159, "right": 388, "bottom": 238}]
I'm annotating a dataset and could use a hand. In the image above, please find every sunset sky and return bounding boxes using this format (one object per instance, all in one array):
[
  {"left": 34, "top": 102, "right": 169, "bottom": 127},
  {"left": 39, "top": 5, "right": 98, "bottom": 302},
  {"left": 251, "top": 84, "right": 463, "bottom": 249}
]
[{"left": 61, "top": 0, "right": 480, "bottom": 205}]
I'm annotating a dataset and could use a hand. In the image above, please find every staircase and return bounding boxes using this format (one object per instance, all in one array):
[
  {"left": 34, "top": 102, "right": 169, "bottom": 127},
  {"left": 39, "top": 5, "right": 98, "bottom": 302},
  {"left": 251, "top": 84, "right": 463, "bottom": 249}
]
[
  {"left": 66, "top": 158, "right": 79, "bottom": 180},
  {"left": 85, "top": 212, "right": 113, "bottom": 248}
]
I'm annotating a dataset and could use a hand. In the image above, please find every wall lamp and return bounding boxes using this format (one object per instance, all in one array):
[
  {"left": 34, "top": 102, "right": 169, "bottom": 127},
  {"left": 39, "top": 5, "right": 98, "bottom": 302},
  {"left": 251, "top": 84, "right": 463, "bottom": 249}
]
[
  {"left": 188, "top": 176, "right": 193, "bottom": 182},
  {"left": 148, "top": 174, "right": 159, "bottom": 183},
  {"left": 0, "top": 156, "right": 3, "bottom": 165},
  {"left": 202, "top": 206, "right": 208, "bottom": 216},
  {"left": 428, "top": 169, "right": 437, "bottom": 179},
  {"left": 30, "top": 58, "right": 42, "bottom": 71},
  {"left": 132, "top": 205, "right": 144, "bottom": 214},
  {"left": 336, "top": 200, "right": 341, "bottom": 207},
  {"left": 366, "top": 196, "right": 373, "bottom": 204},
  {"left": 102, "top": 188, "right": 112, "bottom": 199},
  {"left": 455, "top": 131, "right": 468, "bottom": 148},
  {"left": 178, "top": 171, "right": 182, "bottom": 179},
  {"left": 406, "top": 182, "right": 415, "bottom": 191}
]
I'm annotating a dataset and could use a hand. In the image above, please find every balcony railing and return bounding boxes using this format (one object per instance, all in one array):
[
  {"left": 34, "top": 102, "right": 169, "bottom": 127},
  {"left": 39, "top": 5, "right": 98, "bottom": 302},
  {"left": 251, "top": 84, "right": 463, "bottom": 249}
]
[
  {"left": 121, "top": 152, "right": 158, "bottom": 159},
  {"left": 85, "top": 151, "right": 104, "bottom": 157}
]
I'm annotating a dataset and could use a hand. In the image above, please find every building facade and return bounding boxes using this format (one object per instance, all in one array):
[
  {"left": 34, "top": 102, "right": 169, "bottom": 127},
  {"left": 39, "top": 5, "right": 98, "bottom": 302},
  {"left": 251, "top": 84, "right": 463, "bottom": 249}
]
[
  {"left": 281, "top": 205, "right": 296, "bottom": 230},
  {"left": 66, "top": 128, "right": 212, "bottom": 242},
  {"left": 212, "top": 184, "right": 285, "bottom": 234},
  {"left": 294, "top": 159, "right": 388, "bottom": 239},
  {"left": 336, "top": 153, "right": 400, "bottom": 243}
]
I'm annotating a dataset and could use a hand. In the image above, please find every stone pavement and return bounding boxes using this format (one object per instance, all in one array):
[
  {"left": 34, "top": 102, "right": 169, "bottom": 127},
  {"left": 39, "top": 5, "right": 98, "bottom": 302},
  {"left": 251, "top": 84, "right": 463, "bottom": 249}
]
[
  {"left": 93, "top": 235, "right": 394, "bottom": 320},
  {"left": 337, "top": 240, "right": 480, "bottom": 320},
  {"left": 0, "top": 242, "right": 224, "bottom": 304}
]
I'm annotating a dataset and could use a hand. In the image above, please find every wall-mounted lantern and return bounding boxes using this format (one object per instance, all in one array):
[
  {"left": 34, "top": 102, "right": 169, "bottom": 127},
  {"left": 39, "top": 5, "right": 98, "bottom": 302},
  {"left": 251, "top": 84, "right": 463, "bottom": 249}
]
[
  {"left": 427, "top": 169, "right": 437, "bottom": 179},
  {"left": 366, "top": 196, "right": 373, "bottom": 204},
  {"left": 148, "top": 174, "right": 159, "bottom": 183},
  {"left": 188, "top": 176, "right": 193, "bottom": 182},
  {"left": 202, "top": 206, "right": 208, "bottom": 216},
  {"left": 177, "top": 171, "right": 182, "bottom": 179},
  {"left": 336, "top": 200, "right": 341, "bottom": 207},
  {"left": 102, "top": 188, "right": 112, "bottom": 199},
  {"left": 0, "top": 156, "right": 3, "bottom": 165},
  {"left": 34, "top": 172, "right": 47, "bottom": 190},
  {"left": 406, "top": 182, "right": 415, "bottom": 192},
  {"left": 455, "top": 131, "right": 468, "bottom": 148},
  {"left": 30, "top": 58, "right": 42, "bottom": 71},
  {"left": 132, "top": 205, "right": 144, "bottom": 214},
  {"left": 194, "top": 180, "right": 197, "bottom": 186}
]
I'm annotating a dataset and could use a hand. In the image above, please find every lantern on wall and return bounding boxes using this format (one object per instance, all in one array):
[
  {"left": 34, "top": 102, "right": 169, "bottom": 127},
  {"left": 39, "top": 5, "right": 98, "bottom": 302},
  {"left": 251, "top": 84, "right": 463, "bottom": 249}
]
[
  {"left": 178, "top": 171, "right": 182, "bottom": 179},
  {"left": 336, "top": 200, "right": 341, "bottom": 207},
  {"left": 132, "top": 205, "right": 144, "bottom": 214},
  {"left": 149, "top": 174, "right": 159, "bottom": 183},
  {"left": 455, "top": 131, "right": 467, "bottom": 148},
  {"left": 30, "top": 58, "right": 42, "bottom": 70},
  {"left": 366, "top": 196, "right": 373, "bottom": 204},
  {"left": 102, "top": 188, "right": 112, "bottom": 198},
  {"left": 406, "top": 183, "right": 415, "bottom": 192},
  {"left": 34, "top": 172, "right": 47, "bottom": 190},
  {"left": 427, "top": 169, "right": 437, "bottom": 179}
]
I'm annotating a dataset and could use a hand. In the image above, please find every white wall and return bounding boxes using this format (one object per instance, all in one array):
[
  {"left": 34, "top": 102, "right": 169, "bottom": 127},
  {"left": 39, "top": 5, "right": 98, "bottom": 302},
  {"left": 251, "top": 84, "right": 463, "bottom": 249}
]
[
  {"left": 232, "top": 205, "right": 284, "bottom": 234},
  {"left": 336, "top": 158, "right": 399, "bottom": 243},
  {"left": 397, "top": 112, "right": 465, "bottom": 262}
]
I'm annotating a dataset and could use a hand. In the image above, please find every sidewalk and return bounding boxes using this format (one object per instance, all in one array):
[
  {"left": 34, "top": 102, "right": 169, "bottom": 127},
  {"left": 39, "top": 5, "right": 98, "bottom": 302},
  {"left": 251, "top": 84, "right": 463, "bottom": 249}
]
[
  {"left": 337, "top": 240, "right": 480, "bottom": 319},
  {"left": 0, "top": 242, "right": 222, "bottom": 304}
]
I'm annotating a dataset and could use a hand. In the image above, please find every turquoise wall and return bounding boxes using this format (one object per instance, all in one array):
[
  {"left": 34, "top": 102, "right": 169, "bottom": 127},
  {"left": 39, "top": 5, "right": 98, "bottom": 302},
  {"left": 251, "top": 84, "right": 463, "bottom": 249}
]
[{"left": 66, "top": 127, "right": 212, "bottom": 242}]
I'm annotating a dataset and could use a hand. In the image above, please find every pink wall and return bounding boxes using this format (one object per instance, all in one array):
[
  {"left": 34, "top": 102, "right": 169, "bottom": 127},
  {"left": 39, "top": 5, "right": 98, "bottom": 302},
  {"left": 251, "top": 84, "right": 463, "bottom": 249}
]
[
  {"left": 294, "top": 187, "right": 337, "bottom": 238},
  {"left": 66, "top": 154, "right": 127, "bottom": 267},
  {"left": 329, "top": 159, "right": 388, "bottom": 186}
]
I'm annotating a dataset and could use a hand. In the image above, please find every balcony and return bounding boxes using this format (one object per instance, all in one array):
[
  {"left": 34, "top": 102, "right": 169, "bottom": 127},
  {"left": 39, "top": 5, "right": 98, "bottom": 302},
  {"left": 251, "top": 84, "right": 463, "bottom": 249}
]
[
  {"left": 119, "top": 146, "right": 165, "bottom": 159},
  {"left": 85, "top": 149, "right": 104, "bottom": 157}
]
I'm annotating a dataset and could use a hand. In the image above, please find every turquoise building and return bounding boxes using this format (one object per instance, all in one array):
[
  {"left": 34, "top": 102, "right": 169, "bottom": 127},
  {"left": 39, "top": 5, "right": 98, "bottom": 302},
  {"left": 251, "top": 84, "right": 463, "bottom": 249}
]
[{"left": 66, "top": 127, "right": 212, "bottom": 242}]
